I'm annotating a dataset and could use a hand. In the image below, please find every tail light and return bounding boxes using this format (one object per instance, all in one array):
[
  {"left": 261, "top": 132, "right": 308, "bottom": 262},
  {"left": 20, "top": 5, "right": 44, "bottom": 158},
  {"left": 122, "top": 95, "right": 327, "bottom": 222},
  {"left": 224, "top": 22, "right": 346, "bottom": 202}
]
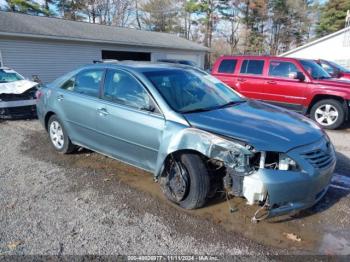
[{"left": 35, "top": 90, "right": 43, "bottom": 100}]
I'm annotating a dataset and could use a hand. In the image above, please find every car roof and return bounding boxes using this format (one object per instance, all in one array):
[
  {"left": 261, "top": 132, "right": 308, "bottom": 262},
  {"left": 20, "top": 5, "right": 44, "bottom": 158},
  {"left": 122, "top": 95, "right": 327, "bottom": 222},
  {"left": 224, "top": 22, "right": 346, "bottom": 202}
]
[
  {"left": 0, "top": 67, "right": 13, "bottom": 70},
  {"left": 218, "top": 55, "right": 309, "bottom": 61},
  {"left": 85, "top": 61, "right": 199, "bottom": 73}
]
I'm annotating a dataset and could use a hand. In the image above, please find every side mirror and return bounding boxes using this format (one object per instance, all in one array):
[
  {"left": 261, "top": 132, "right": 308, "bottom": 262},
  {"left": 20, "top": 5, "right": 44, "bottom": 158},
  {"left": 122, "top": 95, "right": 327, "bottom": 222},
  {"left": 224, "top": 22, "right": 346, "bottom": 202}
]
[
  {"left": 288, "top": 71, "right": 305, "bottom": 82},
  {"left": 333, "top": 69, "right": 342, "bottom": 78}
]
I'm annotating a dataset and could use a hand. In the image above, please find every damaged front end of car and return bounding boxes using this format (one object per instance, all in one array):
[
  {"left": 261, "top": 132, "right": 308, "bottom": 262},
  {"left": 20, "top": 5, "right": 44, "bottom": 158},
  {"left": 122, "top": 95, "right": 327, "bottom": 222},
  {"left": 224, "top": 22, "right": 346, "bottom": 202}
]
[
  {"left": 158, "top": 127, "right": 335, "bottom": 222},
  {"left": 0, "top": 84, "right": 38, "bottom": 119}
]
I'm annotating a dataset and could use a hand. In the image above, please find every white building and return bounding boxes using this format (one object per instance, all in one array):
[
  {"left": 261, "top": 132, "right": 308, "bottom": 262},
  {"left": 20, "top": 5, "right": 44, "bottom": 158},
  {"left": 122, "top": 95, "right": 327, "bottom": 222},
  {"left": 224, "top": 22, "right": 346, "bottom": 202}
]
[
  {"left": 280, "top": 26, "right": 350, "bottom": 68},
  {"left": 0, "top": 11, "right": 208, "bottom": 83}
]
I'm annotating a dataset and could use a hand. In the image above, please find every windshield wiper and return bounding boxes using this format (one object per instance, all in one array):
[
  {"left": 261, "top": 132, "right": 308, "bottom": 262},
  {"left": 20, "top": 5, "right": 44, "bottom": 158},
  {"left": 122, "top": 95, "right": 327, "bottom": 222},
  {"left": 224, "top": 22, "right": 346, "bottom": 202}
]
[
  {"left": 218, "top": 100, "right": 246, "bottom": 109},
  {"left": 182, "top": 100, "right": 246, "bottom": 114},
  {"left": 182, "top": 107, "right": 216, "bottom": 114}
]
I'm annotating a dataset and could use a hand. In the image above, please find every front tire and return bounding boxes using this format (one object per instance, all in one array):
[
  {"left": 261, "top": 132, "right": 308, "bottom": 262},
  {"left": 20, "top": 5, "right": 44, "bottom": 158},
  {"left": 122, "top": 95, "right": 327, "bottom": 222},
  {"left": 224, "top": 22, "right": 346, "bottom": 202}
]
[
  {"left": 48, "top": 115, "right": 76, "bottom": 154},
  {"left": 160, "top": 153, "right": 210, "bottom": 209},
  {"left": 310, "top": 99, "right": 345, "bottom": 130}
]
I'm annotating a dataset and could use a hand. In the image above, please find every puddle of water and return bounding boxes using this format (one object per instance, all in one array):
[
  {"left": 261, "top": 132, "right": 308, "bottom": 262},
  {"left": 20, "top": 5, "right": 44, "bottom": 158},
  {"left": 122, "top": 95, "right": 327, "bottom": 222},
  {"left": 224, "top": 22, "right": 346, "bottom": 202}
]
[{"left": 320, "top": 231, "right": 350, "bottom": 255}]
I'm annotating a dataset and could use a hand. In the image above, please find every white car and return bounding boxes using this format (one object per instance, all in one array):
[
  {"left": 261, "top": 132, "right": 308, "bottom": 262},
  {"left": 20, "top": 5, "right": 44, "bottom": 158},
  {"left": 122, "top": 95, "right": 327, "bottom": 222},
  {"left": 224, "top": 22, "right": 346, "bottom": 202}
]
[{"left": 0, "top": 67, "right": 38, "bottom": 119}]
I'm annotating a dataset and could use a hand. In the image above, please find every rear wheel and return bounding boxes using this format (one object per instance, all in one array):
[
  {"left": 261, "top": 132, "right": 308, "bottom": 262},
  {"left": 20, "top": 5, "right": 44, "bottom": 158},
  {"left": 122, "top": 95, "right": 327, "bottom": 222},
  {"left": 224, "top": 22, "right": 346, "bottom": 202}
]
[
  {"left": 160, "top": 153, "right": 210, "bottom": 209},
  {"left": 310, "top": 99, "right": 345, "bottom": 129},
  {"left": 48, "top": 115, "right": 76, "bottom": 154}
]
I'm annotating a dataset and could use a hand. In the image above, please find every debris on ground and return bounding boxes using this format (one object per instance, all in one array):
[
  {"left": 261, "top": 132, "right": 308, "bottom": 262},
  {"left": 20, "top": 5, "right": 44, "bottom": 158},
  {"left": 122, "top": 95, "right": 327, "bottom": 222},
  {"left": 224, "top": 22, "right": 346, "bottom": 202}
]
[
  {"left": 7, "top": 240, "right": 24, "bottom": 250},
  {"left": 283, "top": 233, "right": 302, "bottom": 242}
]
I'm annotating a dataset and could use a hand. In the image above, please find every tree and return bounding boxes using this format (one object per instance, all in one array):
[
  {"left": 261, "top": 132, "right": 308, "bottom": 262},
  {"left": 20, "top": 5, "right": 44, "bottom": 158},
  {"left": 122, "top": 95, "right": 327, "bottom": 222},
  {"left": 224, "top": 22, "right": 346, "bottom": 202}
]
[
  {"left": 43, "top": 0, "right": 55, "bottom": 15},
  {"left": 218, "top": 1, "right": 240, "bottom": 54},
  {"left": 6, "top": 0, "right": 49, "bottom": 15},
  {"left": 55, "top": 0, "right": 85, "bottom": 21},
  {"left": 140, "top": 0, "right": 178, "bottom": 32},
  {"left": 316, "top": 0, "right": 350, "bottom": 37}
]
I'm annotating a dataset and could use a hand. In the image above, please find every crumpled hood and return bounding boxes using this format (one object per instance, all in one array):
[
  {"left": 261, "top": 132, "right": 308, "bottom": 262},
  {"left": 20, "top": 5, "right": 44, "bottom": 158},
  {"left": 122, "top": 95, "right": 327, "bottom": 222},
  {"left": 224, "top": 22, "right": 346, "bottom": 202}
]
[
  {"left": 0, "top": 80, "right": 38, "bottom": 95},
  {"left": 183, "top": 100, "right": 324, "bottom": 152}
]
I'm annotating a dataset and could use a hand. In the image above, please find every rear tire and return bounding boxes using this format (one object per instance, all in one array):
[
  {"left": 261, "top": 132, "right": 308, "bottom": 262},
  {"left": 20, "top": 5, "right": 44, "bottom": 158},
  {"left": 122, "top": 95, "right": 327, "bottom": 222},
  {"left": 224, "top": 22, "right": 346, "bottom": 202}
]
[
  {"left": 160, "top": 153, "right": 210, "bottom": 209},
  {"left": 310, "top": 99, "right": 345, "bottom": 130},
  {"left": 48, "top": 115, "right": 76, "bottom": 154}
]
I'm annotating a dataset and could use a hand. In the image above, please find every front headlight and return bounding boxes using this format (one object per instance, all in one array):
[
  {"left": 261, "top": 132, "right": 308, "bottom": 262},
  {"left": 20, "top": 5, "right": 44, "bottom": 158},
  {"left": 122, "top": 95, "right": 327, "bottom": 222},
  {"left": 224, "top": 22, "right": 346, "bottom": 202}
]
[
  {"left": 259, "top": 152, "right": 299, "bottom": 171},
  {"left": 278, "top": 154, "right": 298, "bottom": 171}
]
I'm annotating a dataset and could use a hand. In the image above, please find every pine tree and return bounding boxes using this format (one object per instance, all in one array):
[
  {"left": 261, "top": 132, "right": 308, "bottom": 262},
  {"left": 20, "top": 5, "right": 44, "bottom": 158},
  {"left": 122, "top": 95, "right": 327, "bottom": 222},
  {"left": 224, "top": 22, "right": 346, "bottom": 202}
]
[
  {"left": 316, "top": 0, "right": 350, "bottom": 37},
  {"left": 6, "top": 0, "right": 49, "bottom": 15}
]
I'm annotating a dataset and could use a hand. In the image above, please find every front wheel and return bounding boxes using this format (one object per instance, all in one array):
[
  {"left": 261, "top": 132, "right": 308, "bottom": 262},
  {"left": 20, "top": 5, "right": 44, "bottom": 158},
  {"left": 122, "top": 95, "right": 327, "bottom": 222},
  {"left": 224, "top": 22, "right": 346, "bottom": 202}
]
[
  {"left": 310, "top": 99, "right": 345, "bottom": 130},
  {"left": 160, "top": 153, "right": 210, "bottom": 209}
]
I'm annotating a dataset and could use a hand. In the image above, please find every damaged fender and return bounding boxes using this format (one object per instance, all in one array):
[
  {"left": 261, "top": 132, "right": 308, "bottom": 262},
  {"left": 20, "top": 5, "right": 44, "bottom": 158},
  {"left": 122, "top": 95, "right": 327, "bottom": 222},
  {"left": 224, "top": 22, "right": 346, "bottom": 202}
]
[{"left": 154, "top": 122, "right": 253, "bottom": 179}]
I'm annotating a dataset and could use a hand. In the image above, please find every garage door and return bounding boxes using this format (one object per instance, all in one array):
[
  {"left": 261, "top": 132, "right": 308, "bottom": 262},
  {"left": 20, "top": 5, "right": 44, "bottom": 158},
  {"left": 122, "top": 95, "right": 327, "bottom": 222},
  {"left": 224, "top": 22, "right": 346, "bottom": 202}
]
[{"left": 102, "top": 50, "right": 151, "bottom": 61}]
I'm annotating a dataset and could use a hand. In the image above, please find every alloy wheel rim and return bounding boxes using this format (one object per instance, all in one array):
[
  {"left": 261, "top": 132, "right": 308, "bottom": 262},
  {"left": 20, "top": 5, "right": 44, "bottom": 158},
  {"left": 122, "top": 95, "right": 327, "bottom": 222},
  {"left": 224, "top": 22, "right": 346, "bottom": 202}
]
[
  {"left": 49, "top": 121, "right": 64, "bottom": 149},
  {"left": 166, "top": 160, "right": 189, "bottom": 202},
  {"left": 315, "top": 104, "right": 339, "bottom": 126}
]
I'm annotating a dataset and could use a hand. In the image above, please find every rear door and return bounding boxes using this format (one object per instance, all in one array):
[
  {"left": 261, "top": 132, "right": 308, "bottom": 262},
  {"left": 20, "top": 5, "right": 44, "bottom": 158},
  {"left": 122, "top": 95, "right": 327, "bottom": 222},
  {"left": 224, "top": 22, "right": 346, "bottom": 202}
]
[
  {"left": 212, "top": 58, "right": 238, "bottom": 89},
  {"left": 54, "top": 68, "right": 104, "bottom": 147},
  {"left": 262, "top": 60, "right": 308, "bottom": 112},
  {"left": 236, "top": 59, "right": 267, "bottom": 99},
  {"left": 96, "top": 69, "right": 165, "bottom": 171}
]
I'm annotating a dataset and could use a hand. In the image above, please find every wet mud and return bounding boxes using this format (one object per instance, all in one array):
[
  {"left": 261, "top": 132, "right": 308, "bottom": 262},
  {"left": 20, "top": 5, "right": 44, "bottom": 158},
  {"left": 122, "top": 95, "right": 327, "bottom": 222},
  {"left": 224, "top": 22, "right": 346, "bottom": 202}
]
[{"left": 21, "top": 129, "right": 350, "bottom": 254}]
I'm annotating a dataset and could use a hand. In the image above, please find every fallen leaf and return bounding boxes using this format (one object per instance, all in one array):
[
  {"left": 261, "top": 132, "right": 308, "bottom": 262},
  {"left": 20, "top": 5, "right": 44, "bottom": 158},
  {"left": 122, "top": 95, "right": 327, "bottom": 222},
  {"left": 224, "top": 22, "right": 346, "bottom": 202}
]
[
  {"left": 6, "top": 199, "right": 17, "bottom": 209},
  {"left": 283, "top": 232, "right": 302, "bottom": 242},
  {"left": 7, "top": 240, "right": 24, "bottom": 250}
]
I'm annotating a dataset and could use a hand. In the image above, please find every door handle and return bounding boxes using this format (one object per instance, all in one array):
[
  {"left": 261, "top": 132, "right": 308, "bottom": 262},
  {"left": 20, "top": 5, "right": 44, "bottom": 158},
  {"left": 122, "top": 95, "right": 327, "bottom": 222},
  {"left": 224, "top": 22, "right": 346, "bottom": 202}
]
[
  {"left": 237, "top": 78, "right": 246, "bottom": 82},
  {"left": 97, "top": 107, "right": 109, "bottom": 116},
  {"left": 266, "top": 80, "right": 277, "bottom": 84},
  {"left": 57, "top": 94, "right": 64, "bottom": 101}
]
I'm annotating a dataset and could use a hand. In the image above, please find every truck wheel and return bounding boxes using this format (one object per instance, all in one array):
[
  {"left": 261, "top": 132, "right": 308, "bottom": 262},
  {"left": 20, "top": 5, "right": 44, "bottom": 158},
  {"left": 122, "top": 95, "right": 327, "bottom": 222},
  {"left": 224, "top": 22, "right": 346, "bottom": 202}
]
[
  {"left": 48, "top": 115, "right": 76, "bottom": 154},
  {"left": 310, "top": 99, "right": 345, "bottom": 129},
  {"left": 160, "top": 153, "right": 210, "bottom": 209}
]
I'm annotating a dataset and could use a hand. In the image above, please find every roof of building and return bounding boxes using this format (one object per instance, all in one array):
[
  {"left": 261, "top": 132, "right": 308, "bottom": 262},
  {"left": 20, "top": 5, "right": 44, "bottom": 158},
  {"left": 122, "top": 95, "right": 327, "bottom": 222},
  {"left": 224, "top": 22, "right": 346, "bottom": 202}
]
[
  {"left": 280, "top": 26, "right": 350, "bottom": 56},
  {"left": 0, "top": 11, "right": 208, "bottom": 52}
]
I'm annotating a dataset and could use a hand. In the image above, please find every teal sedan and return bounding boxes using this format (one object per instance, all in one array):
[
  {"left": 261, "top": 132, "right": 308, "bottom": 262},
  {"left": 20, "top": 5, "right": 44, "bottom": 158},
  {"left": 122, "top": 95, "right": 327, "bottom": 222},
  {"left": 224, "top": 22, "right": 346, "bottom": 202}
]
[{"left": 36, "top": 62, "right": 335, "bottom": 221}]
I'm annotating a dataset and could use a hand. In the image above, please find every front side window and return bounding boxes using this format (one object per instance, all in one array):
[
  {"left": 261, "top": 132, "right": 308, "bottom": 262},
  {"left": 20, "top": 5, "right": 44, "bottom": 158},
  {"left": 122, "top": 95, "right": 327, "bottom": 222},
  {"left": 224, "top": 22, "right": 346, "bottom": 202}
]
[
  {"left": 300, "top": 60, "right": 331, "bottom": 80},
  {"left": 268, "top": 61, "right": 298, "bottom": 78},
  {"left": 60, "top": 69, "right": 103, "bottom": 97},
  {"left": 218, "top": 59, "right": 237, "bottom": 73},
  {"left": 240, "top": 60, "right": 265, "bottom": 75},
  {"left": 103, "top": 69, "right": 151, "bottom": 109},
  {"left": 144, "top": 68, "right": 244, "bottom": 113},
  {"left": 0, "top": 69, "right": 24, "bottom": 83},
  {"left": 320, "top": 62, "right": 335, "bottom": 75}
]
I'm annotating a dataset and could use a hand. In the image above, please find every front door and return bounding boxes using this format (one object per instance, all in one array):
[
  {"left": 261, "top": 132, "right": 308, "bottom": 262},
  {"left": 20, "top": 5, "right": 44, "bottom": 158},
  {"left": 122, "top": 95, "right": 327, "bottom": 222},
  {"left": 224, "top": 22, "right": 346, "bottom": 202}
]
[
  {"left": 96, "top": 69, "right": 165, "bottom": 172},
  {"left": 262, "top": 60, "right": 308, "bottom": 112}
]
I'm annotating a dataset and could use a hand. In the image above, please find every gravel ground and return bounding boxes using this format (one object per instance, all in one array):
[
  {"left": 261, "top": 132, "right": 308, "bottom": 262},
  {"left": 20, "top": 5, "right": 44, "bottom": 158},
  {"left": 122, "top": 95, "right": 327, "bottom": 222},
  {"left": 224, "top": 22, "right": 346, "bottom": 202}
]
[
  {"left": 1, "top": 119, "right": 350, "bottom": 256},
  {"left": 0, "top": 120, "right": 276, "bottom": 256}
]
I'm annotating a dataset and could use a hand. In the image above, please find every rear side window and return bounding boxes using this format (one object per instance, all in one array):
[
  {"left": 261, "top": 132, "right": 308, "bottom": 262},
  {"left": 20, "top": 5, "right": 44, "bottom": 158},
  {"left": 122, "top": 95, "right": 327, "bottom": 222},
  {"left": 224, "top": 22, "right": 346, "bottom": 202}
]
[
  {"left": 218, "top": 59, "right": 237, "bottom": 73},
  {"left": 60, "top": 69, "right": 103, "bottom": 98},
  {"left": 268, "top": 61, "right": 298, "bottom": 78},
  {"left": 240, "top": 60, "right": 264, "bottom": 75}
]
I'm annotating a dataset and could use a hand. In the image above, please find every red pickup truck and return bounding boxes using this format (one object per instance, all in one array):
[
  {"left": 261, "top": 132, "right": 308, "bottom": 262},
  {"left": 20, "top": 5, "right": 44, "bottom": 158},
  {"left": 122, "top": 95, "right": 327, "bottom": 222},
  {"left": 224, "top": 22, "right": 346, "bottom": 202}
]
[{"left": 212, "top": 55, "right": 350, "bottom": 129}]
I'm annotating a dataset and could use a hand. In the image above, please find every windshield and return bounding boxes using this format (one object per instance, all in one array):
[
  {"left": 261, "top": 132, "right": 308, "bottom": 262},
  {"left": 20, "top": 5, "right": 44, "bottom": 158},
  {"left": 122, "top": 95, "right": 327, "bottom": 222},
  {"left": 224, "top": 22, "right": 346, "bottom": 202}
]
[
  {"left": 144, "top": 68, "right": 244, "bottom": 113},
  {"left": 0, "top": 69, "right": 24, "bottom": 83},
  {"left": 327, "top": 61, "right": 350, "bottom": 73},
  {"left": 300, "top": 60, "right": 331, "bottom": 80}
]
